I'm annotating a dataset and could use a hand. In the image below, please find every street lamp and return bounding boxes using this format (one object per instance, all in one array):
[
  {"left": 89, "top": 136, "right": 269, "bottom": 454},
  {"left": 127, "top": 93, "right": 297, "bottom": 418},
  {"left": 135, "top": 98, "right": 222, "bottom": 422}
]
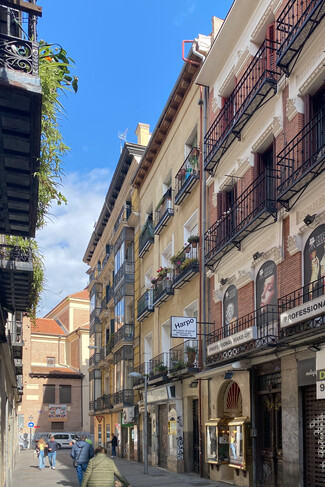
[{"left": 128, "top": 371, "right": 148, "bottom": 474}]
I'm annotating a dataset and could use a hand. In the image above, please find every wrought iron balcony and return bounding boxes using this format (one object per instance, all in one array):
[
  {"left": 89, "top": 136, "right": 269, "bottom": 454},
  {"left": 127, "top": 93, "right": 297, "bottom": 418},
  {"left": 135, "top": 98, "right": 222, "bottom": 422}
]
[
  {"left": 148, "top": 352, "right": 170, "bottom": 379},
  {"left": 206, "top": 305, "right": 278, "bottom": 366},
  {"left": 0, "top": 244, "right": 34, "bottom": 311},
  {"left": 205, "top": 39, "right": 280, "bottom": 174},
  {"left": 113, "top": 203, "right": 132, "bottom": 235},
  {"left": 171, "top": 244, "right": 199, "bottom": 289},
  {"left": 174, "top": 148, "right": 200, "bottom": 205},
  {"left": 89, "top": 316, "right": 101, "bottom": 337},
  {"left": 154, "top": 188, "right": 174, "bottom": 235},
  {"left": 276, "top": 0, "right": 325, "bottom": 76},
  {"left": 96, "top": 394, "right": 113, "bottom": 410},
  {"left": 277, "top": 108, "right": 325, "bottom": 209},
  {"left": 278, "top": 276, "right": 325, "bottom": 342},
  {"left": 152, "top": 274, "right": 174, "bottom": 307},
  {"left": 89, "top": 351, "right": 101, "bottom": 367},
  {"left": 113, "top": 323, "right": 134, "bottom": 347},
  {"left": 114, "top": 261, "right": 134, "bottom": 289},
  {"left": 14, "top": 358, "right": 22, "bottom": 374},
  {"left": 169, "top": 339, "right": 199, "bottom": 374},
  {"left": 7, "top": 318, "right": 23, "bottom": 359},
  {"left": 205, "top": 169, "right": 278, "bottom": 269},
  {"left": 113, "top": 389, "right": 134, "bottom": 406},
  {"left": 139, "top": 218, "right": 154, "bottom": 258},
  {"left": 137, "top": 289, "right": 154, "bottom": 321}
]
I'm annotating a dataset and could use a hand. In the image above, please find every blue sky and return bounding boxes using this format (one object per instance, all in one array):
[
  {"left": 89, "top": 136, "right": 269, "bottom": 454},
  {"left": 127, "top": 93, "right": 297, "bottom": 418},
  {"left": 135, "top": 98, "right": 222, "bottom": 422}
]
[{"left": 36, "top": 0, "right": 233, "bottom": 316}]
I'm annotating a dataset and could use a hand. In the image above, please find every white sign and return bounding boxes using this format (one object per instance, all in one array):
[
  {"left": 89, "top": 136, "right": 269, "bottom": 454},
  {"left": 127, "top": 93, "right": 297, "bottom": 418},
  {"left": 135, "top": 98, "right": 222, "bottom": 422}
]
[
  {"left": 280, "top": 295, "right": 325, "bottom": 328},
  {"left": 316, "top": 346, "right": 325, "bottom": 400},
  {"left": 170, "top": 316, "right": 197, "bottom": 338},
  {"left": 147, "top": 386, "right": 169, "bottom": 403},
  {"left": 207, "top": 326, "right": 257, "bottom": 356}
]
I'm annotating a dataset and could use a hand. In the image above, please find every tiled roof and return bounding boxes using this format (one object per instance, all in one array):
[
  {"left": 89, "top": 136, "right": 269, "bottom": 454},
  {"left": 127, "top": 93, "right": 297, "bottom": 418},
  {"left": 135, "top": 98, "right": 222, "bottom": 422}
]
[
  {"left": 30, "top": 366, "right": 83, "bottom": 378},
  {"left": 68, "top": 290, "right": 89, "bottom": 300},
  {"left": 32, "top": 318, "right": 67, "bottom": 335}
]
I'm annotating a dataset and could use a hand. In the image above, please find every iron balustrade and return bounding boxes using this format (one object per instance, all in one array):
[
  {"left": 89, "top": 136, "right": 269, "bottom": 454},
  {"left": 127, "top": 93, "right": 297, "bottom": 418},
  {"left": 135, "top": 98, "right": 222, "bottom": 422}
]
[
  {"left": 171, "top": 243, "right": 199, "bottom": 288},
  {"left": 6, "top": 319, "right": 22, "bottom": 344},
  {"left": 205, "top": 39, "right": 280, "bottom": 173},
  {"left": 169, "top": 339, "right": 199, "bottom": 372},
  {"left": 113, "top": 203, "right": 132, "bottom": 234},
  {"left": 131, "top": 363, "right": 147, "bottom": 386},
  {"left": 152, "top": 274, "right": 174, "bottom": 306},
  {"left": 113, "top": 323, "right": 134, "bottom": 346},
  {"left": 277, "top": 108, "right": 325, "bottom": 207},
  {"left": 148, "top": 352, "right": 170, "bottom": 377},
  {"left": 175, "top": 148, "right": 200, "bottom": 205},
  {"left": 137, "top": 289, "right": 154, "bottom": 321},
  {"left": 205, "top": 169, "right": 278, "bottom": 267},
  {"left": 276, "top": 0, "right": 325, "bottom": 75},
  {"left": 113, "top": 389, "right": 133, "bottom": 406},
  {"left": 206, "top": 305, "right": 278, "bottom": 365},
  {"left": 114, "top": 261, "right": 134, "bottom": 288},
  {"left": 154, "top": 188, "right": 174, "bottom": 234},
  {"left": 0, "top": 3, "right": 39, "bottom": 75},
  {"left": 278, "top": 276, "right": 325, "bottom": 313},
  {"left": 96, "top": 394, "right": 112, "bottom": 410},
  {"left": 89, "top": 351, "right": 101, "bottom": 367},
  {"left": 0, "top": 244, "right": 32, "bottom": 263},
  {"left": 139, "top": 218, "right": 154, "bottom": 257}
]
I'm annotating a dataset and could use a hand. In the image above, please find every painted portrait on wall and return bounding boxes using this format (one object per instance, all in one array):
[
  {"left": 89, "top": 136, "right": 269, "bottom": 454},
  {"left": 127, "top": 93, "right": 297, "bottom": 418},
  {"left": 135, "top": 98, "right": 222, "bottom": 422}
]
[
  {"left": 256, "top": 260, "right": 277, "bottom": 313},
  {"left": 223, "top": 285, "right": 238, "bottom": 336},
  {"left": 303, "top": 224, "right": 325, "bottom": 300}
]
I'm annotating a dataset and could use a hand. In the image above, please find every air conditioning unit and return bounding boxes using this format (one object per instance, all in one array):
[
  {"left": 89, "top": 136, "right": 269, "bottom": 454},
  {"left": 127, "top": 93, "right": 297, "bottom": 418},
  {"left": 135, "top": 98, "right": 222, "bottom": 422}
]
[{"left": 123, "top": 406, "right": 135, "bottom": 423}]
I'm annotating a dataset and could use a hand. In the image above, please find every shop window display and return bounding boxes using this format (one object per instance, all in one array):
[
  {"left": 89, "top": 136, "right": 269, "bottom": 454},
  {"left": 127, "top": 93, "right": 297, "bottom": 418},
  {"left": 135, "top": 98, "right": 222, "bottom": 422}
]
[
  {"left": 228, "top": 417, "right": 248, "bottom": 470},
  {"left": 205, "top": 418, "right": 230, "bottom": 464}
]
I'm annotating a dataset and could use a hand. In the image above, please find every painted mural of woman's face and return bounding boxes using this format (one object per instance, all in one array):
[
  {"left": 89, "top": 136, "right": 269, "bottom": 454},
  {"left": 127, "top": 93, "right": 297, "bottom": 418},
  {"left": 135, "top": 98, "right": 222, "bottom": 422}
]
[{"left": 260, "top": 274, "right": 275, "bottom": 308}]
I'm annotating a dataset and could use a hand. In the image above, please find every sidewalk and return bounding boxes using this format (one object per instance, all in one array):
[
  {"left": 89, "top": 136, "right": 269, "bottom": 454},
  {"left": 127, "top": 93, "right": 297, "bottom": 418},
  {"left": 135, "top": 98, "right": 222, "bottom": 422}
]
[{"left": 13, "top": 449, "right": 233, "bottom": 487}]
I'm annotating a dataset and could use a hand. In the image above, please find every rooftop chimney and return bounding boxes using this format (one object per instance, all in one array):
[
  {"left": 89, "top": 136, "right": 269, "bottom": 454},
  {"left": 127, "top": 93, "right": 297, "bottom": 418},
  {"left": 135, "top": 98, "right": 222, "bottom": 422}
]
[{"left": 135, "top": 123, "right": 150, "bottom": 146}]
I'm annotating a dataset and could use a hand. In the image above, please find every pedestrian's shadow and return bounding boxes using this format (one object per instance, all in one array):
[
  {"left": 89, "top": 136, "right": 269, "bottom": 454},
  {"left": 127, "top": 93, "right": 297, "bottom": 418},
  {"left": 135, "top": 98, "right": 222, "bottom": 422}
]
[{"left": 55, "top": 482, "right": 72, "bottom": 486}]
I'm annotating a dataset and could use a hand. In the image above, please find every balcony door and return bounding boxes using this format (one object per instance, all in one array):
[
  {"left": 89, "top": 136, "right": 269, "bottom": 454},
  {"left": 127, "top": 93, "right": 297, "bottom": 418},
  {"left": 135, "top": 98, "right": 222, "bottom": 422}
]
[{"left": 254, "top": 142, "right": 275, "bottom": 211}]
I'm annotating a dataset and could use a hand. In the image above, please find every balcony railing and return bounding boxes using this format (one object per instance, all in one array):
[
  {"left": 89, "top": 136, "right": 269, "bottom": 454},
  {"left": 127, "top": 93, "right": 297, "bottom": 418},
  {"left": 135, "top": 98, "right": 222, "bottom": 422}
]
[
  {"left": 95, "top": 394, "right": 113, "bottom": 410},
  {"left": 113, "top": 389, "right": 134, "bottom": 406},
  {"left": 114, "top": 261, "right": 134, "bottom": 289},
  {"left": 137, "top": 289, "right": 154, "bottom": 321},
  {"left": 278, "top": 276, "right": 325, "bottom": 340},
  {"left": 277, "top": 108, "right": 325, "bottom": 209},
  {"left": 89, "top": 351, "right": 101, "bottom": 367},
  {"left": 0, "top": 244, "right": 32, "bottom": 264},
  {"left": 139, "top": 218, "right": 154, "bottom": 257},
  {"left": 0, "top": 2, "right": 40, "bottom": 76},
  {"left": 276, "top": 0, "right": 325, "bottom": 76},
  {"left": 169, "top": 339, "right": 199, "bottom": 373},
  {"left": 172, "top": 244, "right": 199, "bottom": 289},
  {"left": 205, "top": 39, "right": 280, "bottom": 174},
  {"left": 113, "top": 203, "right": 132, "bottom": 235},
  {"left": 152, "top": 274, "right": 174, "bottom": 307},
  {"left": 206, "top": 305, "right": 278, "bottom": 366},
  {"left": 174, "top": 148, "right": 200, "bottom": 205},
  {"left": 154, "top": 188, "right": 174, "bottom": 235},
  {"left": 148, "top": 352, "right": 170, "bottom": 378},
  {"left": 205, "top": 169, "right": 278, "bottom": 268},
  {"left": 113, "top": 323, "right": 134, "bottom": 347}
]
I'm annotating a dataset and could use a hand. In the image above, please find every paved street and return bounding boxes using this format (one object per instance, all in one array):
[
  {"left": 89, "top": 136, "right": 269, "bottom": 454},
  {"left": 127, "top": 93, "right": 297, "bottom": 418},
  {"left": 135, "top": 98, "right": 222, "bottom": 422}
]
[{"left": 13, "top": 449, "right": 233, "bottom": 487}]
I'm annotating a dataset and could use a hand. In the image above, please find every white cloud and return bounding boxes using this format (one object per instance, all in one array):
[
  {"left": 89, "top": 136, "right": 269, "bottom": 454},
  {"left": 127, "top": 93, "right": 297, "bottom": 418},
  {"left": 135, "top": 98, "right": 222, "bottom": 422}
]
[{"left": 37, "top": 168, "right": 111, "bottom": 316}]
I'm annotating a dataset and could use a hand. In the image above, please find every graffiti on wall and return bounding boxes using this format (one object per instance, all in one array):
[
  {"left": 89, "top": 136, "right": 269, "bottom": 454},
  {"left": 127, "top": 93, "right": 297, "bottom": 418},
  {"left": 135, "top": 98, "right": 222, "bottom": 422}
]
[{"left": 177, "top": 415, "right": 183, "bottom": 460}]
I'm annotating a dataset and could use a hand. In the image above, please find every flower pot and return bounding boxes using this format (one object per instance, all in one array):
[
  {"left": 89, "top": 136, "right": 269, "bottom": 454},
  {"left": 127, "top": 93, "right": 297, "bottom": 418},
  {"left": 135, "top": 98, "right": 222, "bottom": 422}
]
[{"left": 191, "top": 242, "right": 197, "bottom": 248}]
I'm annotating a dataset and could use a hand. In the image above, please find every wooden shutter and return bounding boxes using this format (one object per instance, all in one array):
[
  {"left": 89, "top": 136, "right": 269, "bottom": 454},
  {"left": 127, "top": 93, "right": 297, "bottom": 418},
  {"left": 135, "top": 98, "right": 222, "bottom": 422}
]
[{"left": 266, "top": 22, "right": 275, "bottom": 74}]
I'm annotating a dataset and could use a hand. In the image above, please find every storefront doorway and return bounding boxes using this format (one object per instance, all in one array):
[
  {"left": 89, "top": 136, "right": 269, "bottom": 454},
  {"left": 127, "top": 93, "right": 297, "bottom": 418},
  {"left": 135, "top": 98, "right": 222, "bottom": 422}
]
[
  {"left": 303, "top": 385, "right": 325, "bottom": 487},
  {"left": 158, "top": 404, "right": 168, "bottom": 468}
]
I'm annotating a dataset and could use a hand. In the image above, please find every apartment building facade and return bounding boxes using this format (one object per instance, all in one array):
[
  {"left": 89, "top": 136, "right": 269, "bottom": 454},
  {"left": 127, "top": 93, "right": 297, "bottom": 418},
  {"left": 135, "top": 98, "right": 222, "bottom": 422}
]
[
  {"left": 0, "top": 1, "right": 42, "bottom": 486},
  {"left": 196, "top": 1, "right": 325, "bottom": 486},
  {"left": 19, "top": 290, "right": 90, "bottom": 440},
  {"left": 83, "top": 133, "right": 148, "bottom": 457}
]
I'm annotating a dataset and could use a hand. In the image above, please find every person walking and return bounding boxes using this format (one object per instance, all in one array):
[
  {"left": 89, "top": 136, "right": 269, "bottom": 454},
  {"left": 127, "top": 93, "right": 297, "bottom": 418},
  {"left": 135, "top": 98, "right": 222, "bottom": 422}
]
[
  {"left": 81, "top": 446, "right": 131, "bottom": 487},
  {"left": 47, "top": 435, "right": 58, "bottom": 469},
  {"left": 36, "top": 438, "right": 47, "bottom": 470},
  {"left": 109, "top": 434, "right": 118, "bottom": 458},
  {"left": 71, "top": 435, "right": 94, "bottom": 485}
]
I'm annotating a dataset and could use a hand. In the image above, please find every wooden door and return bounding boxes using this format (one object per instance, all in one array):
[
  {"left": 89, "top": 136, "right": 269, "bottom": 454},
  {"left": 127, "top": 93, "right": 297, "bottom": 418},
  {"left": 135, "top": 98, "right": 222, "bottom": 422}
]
[{"left": 158, "top": 404, "right": 168, "bottom": 468}]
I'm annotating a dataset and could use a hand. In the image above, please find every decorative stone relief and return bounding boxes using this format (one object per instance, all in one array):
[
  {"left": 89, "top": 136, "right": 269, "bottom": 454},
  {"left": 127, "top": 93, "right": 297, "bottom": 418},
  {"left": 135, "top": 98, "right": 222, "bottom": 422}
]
[
  {"left": 252, "top": 116, "right": 283, "bottom": 152},
  {"left": 298, "top": 52, "right": 325, "bottom": 96},
  {"left": 235, "top": 269, "right": 252, "bottom": 288},
  {"left": 297, "top": 200, "right": 325, "bottom": 227},
  {"left": 212, "top": 289, "right": 220, "bottom": 304},
  {"left": 252, "top": 246, "right": 283, "bottom": 266},
  {"left": 219, "top": 66, "right": 236, "bottom": 97},
  {"left": 235, "top": 47, "right": 251, "bottom": 78},
  {"left": 287, "top": 235, "right": 301, "bottom": 256},
  {"left": 212, "top": 191, "right": 218, "bottom": 208},
  {"left": 286, "top": 97, "right": 304, "bottom": 122},
  {"left": 211, "top": 97, "right": 219, "bottom": 114}
]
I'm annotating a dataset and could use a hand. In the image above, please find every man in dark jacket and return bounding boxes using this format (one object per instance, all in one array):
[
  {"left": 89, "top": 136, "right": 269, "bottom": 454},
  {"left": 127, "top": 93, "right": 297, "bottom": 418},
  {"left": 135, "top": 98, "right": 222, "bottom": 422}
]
[
  {"left": 47, "top": 436, "right": 58, "bottom": 469},
  {"left": 71, "top": 436, "right": 94, "bottom": 485}
]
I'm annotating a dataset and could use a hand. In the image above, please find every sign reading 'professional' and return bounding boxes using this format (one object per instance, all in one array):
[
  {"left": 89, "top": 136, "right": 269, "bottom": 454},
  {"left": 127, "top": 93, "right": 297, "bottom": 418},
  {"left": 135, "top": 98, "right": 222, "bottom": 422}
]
[
  {"left": 280, "top": 295, "right": 325, "bottom": 328},
  {"left": 170, "top": 316, "right": 197, "bottom": 338},
  {"left": 207, "top": 326, "right": 257, "bottom": 356}
]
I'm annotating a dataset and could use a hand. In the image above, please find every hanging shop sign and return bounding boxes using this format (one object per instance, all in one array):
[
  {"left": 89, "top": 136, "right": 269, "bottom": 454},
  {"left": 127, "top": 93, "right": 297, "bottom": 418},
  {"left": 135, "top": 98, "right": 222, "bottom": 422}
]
[
  {"left": 207, "top": 326, "right": 257, "bottom": 356},
  {"left": 170, "top": 316, "right": 197, "bottom": 339},
  {"left": 280, "top": 294, "right": 325, "bottom": 328},
  {"left": 316, "top": 346, "right": 325, "bottom": 400},
  {"left": 297, "top": 358, "right": 316, "bottom": 386}
]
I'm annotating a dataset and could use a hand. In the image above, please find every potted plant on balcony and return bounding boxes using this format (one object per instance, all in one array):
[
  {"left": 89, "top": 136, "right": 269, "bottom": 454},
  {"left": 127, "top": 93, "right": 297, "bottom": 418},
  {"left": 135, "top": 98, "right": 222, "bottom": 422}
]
[
  {"left": 157, "top": 266, "right": 171, "bottom": 280},
  {"left": 188, "top": 235, "right": 200, "bottom": 248},
  {"left": 154, "top": 363, "right": 168, "bottom": 375},
  {"left": 180, "top": 258, "right": 198, "bottom": 272},
  {"left": 170, "top": 360, "right": 186, "bottom": 373},
  {"left": 186, "top": 346, "right": 197, "bottom": 367}
]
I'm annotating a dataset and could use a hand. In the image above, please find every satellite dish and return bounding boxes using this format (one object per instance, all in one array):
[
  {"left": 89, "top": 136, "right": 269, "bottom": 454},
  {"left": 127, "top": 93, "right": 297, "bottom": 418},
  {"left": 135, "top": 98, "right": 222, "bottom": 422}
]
[{"left": 118, "top": 128, "right": 128, "bottom": 153}]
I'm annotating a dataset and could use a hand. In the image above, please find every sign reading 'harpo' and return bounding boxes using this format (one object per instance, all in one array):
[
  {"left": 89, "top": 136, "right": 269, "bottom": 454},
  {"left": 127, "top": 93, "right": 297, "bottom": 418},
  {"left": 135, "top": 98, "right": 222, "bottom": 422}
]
[{"left": 170, "top": 316, "right": 197, "bottom": 338}]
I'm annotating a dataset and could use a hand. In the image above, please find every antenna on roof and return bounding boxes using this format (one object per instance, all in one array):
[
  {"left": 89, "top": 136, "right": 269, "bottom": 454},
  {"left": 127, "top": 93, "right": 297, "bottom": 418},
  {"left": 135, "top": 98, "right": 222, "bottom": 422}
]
[{"left": 118, "top": 128, "right": 128, "bottom": 153}]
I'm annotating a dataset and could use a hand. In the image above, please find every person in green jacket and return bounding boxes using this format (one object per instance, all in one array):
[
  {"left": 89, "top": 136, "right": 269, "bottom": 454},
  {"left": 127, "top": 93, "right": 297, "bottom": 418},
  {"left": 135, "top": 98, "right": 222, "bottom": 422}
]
[{"left": 81, "top": 446, "right": 132, "bottom": 487}]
